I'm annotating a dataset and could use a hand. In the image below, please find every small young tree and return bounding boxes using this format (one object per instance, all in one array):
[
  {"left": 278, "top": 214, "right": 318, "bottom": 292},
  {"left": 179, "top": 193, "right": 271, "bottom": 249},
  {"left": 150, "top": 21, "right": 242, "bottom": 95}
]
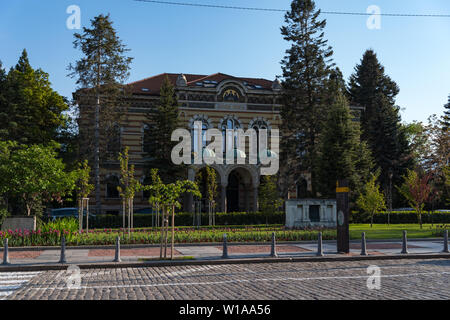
[
  {"left": 117, "top": 147, "right": 141, "bottom": 236},
  {"left": 145, "top": 170, "right": 200, "bottom": 260},
  {"left": 74, "top": 160, "right": 94, "bottom": 232},
  {"left": 397, "top": 169, "right": 433, "bottom": 229},
  {"left": 356, "top": 173, "right": 386, "bottom": 228},
  {"left": 205, "top": 166, "right": 218, "bottom": 226},
  {"left": 259, "top": 175, "right": 283, "bottom": 225}
]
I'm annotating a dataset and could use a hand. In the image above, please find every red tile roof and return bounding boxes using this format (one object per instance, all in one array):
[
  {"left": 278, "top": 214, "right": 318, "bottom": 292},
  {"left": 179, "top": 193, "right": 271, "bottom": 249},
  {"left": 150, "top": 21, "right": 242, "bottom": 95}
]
[{"left": 127, "top": 72, "right": 273, "bottom": 95}]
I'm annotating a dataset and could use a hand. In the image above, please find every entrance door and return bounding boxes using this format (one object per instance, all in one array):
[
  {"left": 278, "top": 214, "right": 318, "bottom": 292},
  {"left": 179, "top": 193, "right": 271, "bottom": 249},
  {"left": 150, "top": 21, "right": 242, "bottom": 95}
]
[{"left": 227, "top": 172, "right": 240, "bottom": 212}]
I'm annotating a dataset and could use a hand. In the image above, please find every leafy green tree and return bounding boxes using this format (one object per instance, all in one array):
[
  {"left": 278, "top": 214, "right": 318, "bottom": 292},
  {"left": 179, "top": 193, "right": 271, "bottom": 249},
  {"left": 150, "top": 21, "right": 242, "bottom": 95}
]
[
  {"left": 259, "top": 175, "right": 283, "bottom": 225},
  {"left": 356, "top": 173, "right": 386, "bottom": 228},
  {"left": 0, "top": 143, "right": 77, "bottom": 217},
  {"left": 73, "top": 160, "right": 94, "bottom": 232},
  {"left": 0, "top": 50, "right": 69, "bottom": 145},
  {"left": 402, "top": 121, "right": 429, "bottom": 169},
  {"left": 69, "top": 14, "right": 133, "bottom": 214},
  {"left": 279, "top": 0, "right": 334, "bottom": 198},
  {"left": 420, "top": 115, "right": 450, "bottom": 208},
  {"left": 117, "top": 147, "right": 142, "bottom": 234},
  {"left": 145, "top": 75, "right": 183, "bottom": 183},
  {"left": 205, "top": 166, "right": 218, "bottom": 225},
  {"left": 317, "top": 92, "right": 374, "bottom": 199},
  {"left": 348, "top": 49, "right": 413, "bottom": 204},
  {"left": 397, "top": 169, "right": 433, "bottom": 229}
]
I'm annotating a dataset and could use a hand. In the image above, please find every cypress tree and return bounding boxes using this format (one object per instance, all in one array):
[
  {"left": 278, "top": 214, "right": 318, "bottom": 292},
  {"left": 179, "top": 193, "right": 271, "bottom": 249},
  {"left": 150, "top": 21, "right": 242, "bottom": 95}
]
[
  {"left": 441, "top": 95, "right": 450, "bottom": 131},
  {"left": 145, "top": 75, "right": 184, "bottom": 183},
  {"left": 348, "top": 49, "right": 413, "bottom": 202},
  {"left": 317, "top": 92, "right": 373, "bottom": 198},
  {"left": 279, "top": 0, "right": 334, "bottom": 198}
]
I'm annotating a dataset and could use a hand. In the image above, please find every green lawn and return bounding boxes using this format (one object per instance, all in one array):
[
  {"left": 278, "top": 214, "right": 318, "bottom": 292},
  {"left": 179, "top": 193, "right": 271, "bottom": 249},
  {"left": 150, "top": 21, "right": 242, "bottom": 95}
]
[{"left": 349, "top": 224, "right": 443, "bottom": 240}]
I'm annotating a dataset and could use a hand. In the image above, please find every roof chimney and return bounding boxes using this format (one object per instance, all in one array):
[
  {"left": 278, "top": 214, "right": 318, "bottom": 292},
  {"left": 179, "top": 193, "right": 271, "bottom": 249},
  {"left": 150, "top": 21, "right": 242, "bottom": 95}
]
[
  {"left": 176, "top": 74, "right": 188, "bottom": 87},
  {"left": 272, "top": 77, "right": 282, "bottom": 91}
]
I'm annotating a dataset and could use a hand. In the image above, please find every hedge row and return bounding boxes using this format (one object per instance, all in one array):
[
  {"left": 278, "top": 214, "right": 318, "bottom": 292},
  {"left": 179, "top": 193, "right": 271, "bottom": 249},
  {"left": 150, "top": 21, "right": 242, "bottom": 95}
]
[
  {"left": 42, "top": 210, "right": 450, "bottom": 228},
  {"left": 87, "top": 211, "right": 285, "bottom": 229},
  {"left": 350, "top": 211, "right": 450, "bottom": 224}
]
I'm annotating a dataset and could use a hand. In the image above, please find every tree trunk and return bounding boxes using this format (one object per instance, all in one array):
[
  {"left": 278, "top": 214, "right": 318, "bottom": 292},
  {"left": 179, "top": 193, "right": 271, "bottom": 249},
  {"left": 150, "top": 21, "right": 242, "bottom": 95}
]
[
  {"left": 122, "top": 200, "right": 125, "bottom": 229},
  {"left": 94, "top": 93, "right": 101, "bottom": 214},
  {"left": 171, "top": 205, "right": 175, "bottom": 260},
  {"left": 78, "top": 199, "right": 82, "bottom": 233},
  {"left": 159, "top": 208, "right": 164, "bottom": 259},
  {"left": 419, "top": 212, "right": 423, "bottom": 229},
  {"left": 370, "top": 211, "right": 374, "bottom": 228}
]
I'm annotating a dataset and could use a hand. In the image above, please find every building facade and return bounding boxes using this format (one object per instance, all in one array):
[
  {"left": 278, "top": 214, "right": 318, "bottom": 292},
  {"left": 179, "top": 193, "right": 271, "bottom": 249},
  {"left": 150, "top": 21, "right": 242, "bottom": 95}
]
[{"left": 76, "top": 72, "right": 298, "bottom": 214}]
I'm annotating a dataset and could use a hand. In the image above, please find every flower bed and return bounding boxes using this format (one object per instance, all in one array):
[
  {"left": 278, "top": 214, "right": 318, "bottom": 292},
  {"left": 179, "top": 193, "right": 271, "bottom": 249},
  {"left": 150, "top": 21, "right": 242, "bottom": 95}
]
[{"left": 0, "top": 226, "right": 336, "bottom": 247}]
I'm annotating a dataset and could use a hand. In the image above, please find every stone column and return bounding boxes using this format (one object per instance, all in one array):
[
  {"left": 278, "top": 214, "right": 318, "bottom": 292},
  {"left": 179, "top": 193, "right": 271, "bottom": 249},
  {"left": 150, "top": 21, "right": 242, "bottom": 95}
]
[
  {"left": 252, "top": 184, "right": 259, "bottom": 212},
  {"left": 221, "top": 183, "right": 227, "bottom": 213},
  {"left": 186, "top": 167, "right": 196, "bottom": 213}
]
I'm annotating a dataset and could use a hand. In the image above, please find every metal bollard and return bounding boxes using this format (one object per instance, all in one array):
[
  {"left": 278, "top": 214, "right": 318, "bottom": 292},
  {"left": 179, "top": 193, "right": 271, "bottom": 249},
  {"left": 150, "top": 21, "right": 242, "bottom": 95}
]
[
  {"left": 317, "top": 232, "right": 324, "bottom": 257},
  {"left": 222, "top": 234, "right": 228, "bottom": 259},
  {"left": 401, "top": 230, "right": 408, "bottom": 254},
  {"left": 443, "top": 230, "right": 449, "bottom": 253},
  {"left": 361, "top": 232, "right": 368, "bottom": 256},
  {"left": 114, "top": 236, "right": 121, "bottom": 262},
  {"left": 2, "top": 238, "right": 10, "bottom": 265},
  {"left": 59, "top": 235, "right": 67, "bottom": 264},
  {"left": 270, "top": 232, "right": 278, "bottom": 258}
]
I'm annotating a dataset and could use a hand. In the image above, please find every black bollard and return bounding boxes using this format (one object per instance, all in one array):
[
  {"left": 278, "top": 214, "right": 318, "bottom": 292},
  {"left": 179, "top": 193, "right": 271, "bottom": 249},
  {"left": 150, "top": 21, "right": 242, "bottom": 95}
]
[
  {"left": 222, "top": 234, "right": 228, "bottom": 259},
  {"left": 2, "top": 238, "right": 10, "bottom": 265},
  {"left": 317, "top": 232, "right": 324, "bottom": 257},
  {"left": 114, "top": 236, "right": 121, "bottom": 262},
  {"left": 443, "top": 230, "right": 449, "bottom": 253},
  {"left": 270, "top": 232, "right": 278, "bottom": 258},
  {"left": 361, "top": 232, "right": 368, "bottom": 256},
  {"left": 401, "top": 230, "right": 408, "bottom": 254},
  {"left": 59, "top": 235, "right": 67, "bottom": 264}
]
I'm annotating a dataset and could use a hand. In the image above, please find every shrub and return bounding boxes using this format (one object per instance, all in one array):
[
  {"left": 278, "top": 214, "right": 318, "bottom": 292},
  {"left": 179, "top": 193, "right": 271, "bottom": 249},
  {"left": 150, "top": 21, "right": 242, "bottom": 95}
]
[{"left": 88, "top": 211, "right": 285, "bottom": 229}]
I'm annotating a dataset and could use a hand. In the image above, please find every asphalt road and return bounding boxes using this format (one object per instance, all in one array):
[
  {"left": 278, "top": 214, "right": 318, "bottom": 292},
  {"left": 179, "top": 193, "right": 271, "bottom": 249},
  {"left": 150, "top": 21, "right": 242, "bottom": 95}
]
[{"left": 2, "top": 258, "right": 450, "bottom": 300}]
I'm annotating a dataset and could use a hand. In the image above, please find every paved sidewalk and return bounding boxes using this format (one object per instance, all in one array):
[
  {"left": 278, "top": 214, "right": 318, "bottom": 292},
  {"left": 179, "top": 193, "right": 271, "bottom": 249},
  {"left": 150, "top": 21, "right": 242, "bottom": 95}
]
[{"left": 1, "top": 239, "right": 448, "bottom": 267}]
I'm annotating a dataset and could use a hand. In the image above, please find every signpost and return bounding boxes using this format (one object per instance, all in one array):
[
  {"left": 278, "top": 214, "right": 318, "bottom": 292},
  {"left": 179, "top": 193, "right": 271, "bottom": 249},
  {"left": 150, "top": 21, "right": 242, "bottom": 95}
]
[{"left": 336, "top": 180, "right": 350, "bottom": 253}]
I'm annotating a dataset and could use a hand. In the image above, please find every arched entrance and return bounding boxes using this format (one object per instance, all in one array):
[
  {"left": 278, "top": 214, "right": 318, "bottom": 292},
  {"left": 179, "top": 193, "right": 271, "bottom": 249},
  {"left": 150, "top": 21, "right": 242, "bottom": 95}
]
[
  {"left": 226, "top": 167, "right": 255, "bottom": 213},
  {"left": 226, "top": 171, "right": 240, "bottom": 212}
]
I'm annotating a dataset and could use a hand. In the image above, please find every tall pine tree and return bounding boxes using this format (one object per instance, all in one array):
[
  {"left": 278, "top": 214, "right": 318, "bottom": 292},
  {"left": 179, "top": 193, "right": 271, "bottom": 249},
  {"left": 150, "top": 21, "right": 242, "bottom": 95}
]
[
  {"left": 69, "top": 14, "right": 133, "bottom": 213},
  {"left": 145, "top": 75, "right": 184, "bottom": 183},
  {"left": 348, "top": 49, "right": 413, "bottom": 205},
  {"left": 279, "top": 0, "right": 334, "bottom": 198}
]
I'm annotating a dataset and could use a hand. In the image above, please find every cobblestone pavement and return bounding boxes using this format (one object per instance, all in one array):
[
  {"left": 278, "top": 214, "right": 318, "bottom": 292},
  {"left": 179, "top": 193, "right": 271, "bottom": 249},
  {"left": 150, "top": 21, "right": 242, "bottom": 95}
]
[{"left": 4, "top": 258, "right": 450, "bottom": 300}]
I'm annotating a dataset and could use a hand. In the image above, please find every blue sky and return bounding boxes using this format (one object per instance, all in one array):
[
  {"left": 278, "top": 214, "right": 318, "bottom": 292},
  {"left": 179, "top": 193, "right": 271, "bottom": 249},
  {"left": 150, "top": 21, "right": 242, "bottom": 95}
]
[{"left": 1, "top": 0, "right": 449, "bottom": 123}]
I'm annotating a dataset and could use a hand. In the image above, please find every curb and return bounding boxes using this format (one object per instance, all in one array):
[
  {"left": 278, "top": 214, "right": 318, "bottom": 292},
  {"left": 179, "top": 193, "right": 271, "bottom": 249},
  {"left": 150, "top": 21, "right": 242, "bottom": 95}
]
[
  {"left": 0, "top": 253, "right": 449, "bottom": 272},
  {"left": 0, "top": 238, "right": 445, "bottom": 252}
]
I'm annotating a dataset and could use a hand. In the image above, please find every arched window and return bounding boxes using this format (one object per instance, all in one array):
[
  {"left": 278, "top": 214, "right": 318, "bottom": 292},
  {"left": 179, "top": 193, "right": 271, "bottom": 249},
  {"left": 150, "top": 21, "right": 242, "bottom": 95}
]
[
  {"left": 192, "top": 118, "right": 209, "bottom": 155},
  {"left": 142, "top": 124, "right": 152, "bottom": 154},
  {"left": 106, "top": 175, "right": 120, "bottom": 199},
  {"left": 250, "top": 119, "right": 269, "bottom": 159},
  {"left": 221, "top": 117, "right": 241, "bottom": 153}
]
